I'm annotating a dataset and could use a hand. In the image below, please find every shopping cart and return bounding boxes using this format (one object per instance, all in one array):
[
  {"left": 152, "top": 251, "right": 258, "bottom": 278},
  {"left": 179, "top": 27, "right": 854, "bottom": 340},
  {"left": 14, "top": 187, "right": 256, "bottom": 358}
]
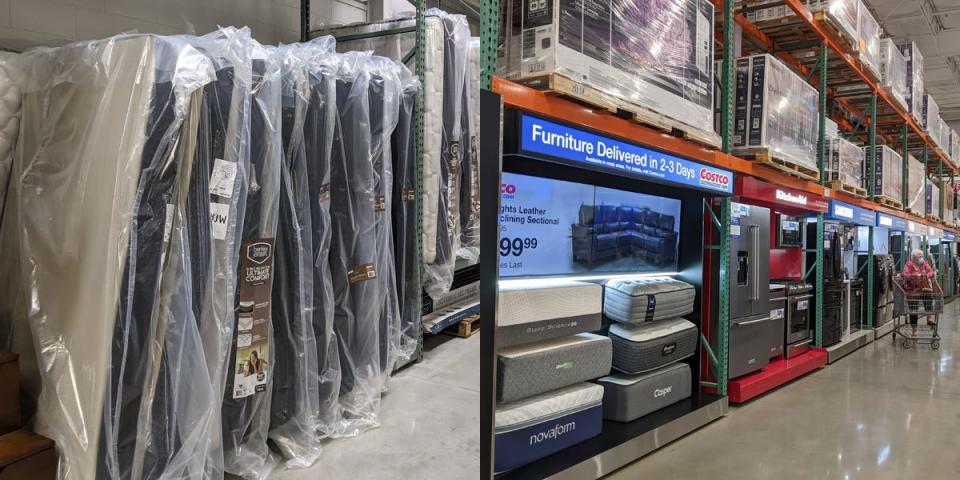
[{"left": 892, "top": 274, "right": 943, "bottom": 349}]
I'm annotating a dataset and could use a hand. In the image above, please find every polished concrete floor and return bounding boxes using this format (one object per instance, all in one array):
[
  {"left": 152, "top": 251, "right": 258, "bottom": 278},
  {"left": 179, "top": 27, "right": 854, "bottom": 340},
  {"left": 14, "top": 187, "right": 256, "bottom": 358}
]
[
  {"left": 610, "top": 301, "right": 960, "bottom": 480},
  {"left": 271, "top": 333, "right": 480, "bottom": 480}
]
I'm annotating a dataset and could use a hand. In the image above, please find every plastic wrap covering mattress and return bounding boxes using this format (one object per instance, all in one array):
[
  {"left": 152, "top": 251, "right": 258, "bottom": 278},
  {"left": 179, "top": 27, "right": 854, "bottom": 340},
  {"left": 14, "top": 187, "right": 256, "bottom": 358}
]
[
  {"left": 907, "top": 154, "right": 925, "bottom": 213},
  {"left": 494, "top": 383, "right": 603, "bottom": 473},
  {"left": 459, "top": 37, "right": 480, "bottom": 263},
  {"left": 602, "top": 277, "right": 696, "bottom": 324},
  {"left": 498, "top": 281, "right": 603, "bottom": 348},
  {"left": 857, "top": 0, "right": 880, "bottom": 77},
  {"left": 879, "top": 39, "right": 907, "bottom": 111},
  {"left": 392, "top": 67, "right": 422, "bottom": 366},
  {"left": 7, "top": 33, "right": 230, "bottom": 480},
  {"left": 497, "top": 333, "right": 612, "bottom": 403},
  {"left": 952, "top": 129, "right": 960, "bottom": 165},
  {"left": 500, "top": 0, "right": 717, "bottom": 144},
  {"left": 733, "top": 54, "right": 818, "bottom": 172},
  {"left": 0, "top": 52, "right": 22, "bottom": 353},
  {"left": 898, "top": 42, "right": 924, "bottom": 123},
  {"left": 827, "top": 137, "right": 864, "bottom": 188},
  {"left": 927, "top": 181, "right": 941, "bottom": 218},
  {"left": 608, "top": 318, "right": 698, "bottom": 374},
  {"left": 864, "top": 145, "right": 903, "bottom": 202},
  {"left": 598, "top": 362, "right": 691, "bottom": 422}
]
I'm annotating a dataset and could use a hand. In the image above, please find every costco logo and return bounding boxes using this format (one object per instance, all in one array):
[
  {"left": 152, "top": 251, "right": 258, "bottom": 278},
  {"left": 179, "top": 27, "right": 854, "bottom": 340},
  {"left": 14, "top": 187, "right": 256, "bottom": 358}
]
[
  {"left": 699, "top": 168, "right": 730, "bottom": 190},
  {"left": 501, "top": 183, "right": 516, "bottom": 199}
]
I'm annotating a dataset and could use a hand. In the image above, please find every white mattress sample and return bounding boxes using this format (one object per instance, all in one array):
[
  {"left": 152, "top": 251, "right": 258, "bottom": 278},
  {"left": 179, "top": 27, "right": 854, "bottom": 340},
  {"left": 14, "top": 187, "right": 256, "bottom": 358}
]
[
  {"left": 608, "top": 318, "right": 698, "bottom": 342},
  {"left": 495, "top": 382, "right": 604, "bottom": 429},
  {"left": 0, "top": 52, "right": 21, "bottom": 221},
  {"left": 421, "top": 16, "right": 445, "bottom": 264},
  {"left": 497, "top": 280, "right": 603, "bottom": 347}
]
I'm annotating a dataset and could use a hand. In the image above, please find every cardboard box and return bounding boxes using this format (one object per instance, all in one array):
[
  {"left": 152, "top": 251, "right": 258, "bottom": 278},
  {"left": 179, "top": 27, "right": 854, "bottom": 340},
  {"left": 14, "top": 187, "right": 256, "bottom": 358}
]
[
  {"left": 0, "top": 353, "right": 19, "bottom": 435},
  {"left": 0, "top": 430, "right": 56, "bottom": 480}
]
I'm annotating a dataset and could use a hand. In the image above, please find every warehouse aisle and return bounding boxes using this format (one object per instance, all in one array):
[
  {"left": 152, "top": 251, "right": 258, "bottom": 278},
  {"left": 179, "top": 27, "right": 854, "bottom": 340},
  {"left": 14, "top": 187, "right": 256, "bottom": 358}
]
[
  {"left": 610, "top": 302, "right": 960, "bottom": 480},
  {"left": 270, "top": 334, "right": 480, "bottom": 480}
]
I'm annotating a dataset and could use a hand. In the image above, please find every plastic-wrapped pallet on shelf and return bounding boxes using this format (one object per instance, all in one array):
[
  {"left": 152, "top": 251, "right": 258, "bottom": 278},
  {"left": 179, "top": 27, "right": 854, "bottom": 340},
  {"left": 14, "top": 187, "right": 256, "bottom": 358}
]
[
  {"left": 879, "top": 39, "right": 907, "bottom": 110},
  {"left": 856, "top": 0, "right": 881, "bottom": 78},
  {"left": 923, "top": 95, "right": 940, "bottom": 138},
  {"left": 928, "top": 180, "right": 942, "bottom": 219},
  {"left": 864, "top": 145, "right": 903, "bottom": 203},
  {"left": 733, "top": 54, "right": 819, "bottom": 173},
  {"left": 807, "top": 0, "right": 859, "bottom": 45},
  {"left": 907, "top": 154, "right": 925, "bottom": 213},
  {"left": 952, "top": 129, "right": 960, "bottom": 167},
  {"left": 897, "top": 42, "right": 924, "bottom": 124},
  {"left": 827, "top": 137, "right": 864, "bottom": 189},
  {"left": 499, "top": 0, "right": 718, "bottom": 144}
]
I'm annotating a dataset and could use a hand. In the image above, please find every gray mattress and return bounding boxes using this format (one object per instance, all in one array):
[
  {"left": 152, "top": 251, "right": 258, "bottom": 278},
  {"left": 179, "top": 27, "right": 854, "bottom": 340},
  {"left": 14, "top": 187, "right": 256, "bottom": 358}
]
[
  {"left": 497, "top": 333, "right": 612, "bottom": 403},
  {"left": 603, "top": 277, "right": 695, "bottom": 323},
  {"left": 608, "top": 318, "right": 698, "bottom": 374},
  {"left": 598, "top": 363, "right": 692, "bottom": 422}
]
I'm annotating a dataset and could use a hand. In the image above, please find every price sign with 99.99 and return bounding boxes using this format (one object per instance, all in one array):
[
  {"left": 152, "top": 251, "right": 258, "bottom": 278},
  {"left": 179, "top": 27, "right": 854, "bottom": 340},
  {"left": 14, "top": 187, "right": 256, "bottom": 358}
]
[{"left": 499, "top": 237, "right": 538, "bottom": 257}]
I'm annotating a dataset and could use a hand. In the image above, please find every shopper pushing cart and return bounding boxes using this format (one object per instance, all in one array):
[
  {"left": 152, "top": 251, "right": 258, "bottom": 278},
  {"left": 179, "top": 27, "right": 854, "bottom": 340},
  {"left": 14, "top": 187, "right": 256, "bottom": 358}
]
[{"left": 893, "top": 249, "right": 943, "bottom": 349}]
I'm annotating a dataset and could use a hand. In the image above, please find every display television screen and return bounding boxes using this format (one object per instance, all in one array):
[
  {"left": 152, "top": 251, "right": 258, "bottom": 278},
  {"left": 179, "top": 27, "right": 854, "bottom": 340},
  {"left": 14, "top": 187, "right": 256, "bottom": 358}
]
[{"left": 500, "top": 172, "right": 682, "bottom": 278}]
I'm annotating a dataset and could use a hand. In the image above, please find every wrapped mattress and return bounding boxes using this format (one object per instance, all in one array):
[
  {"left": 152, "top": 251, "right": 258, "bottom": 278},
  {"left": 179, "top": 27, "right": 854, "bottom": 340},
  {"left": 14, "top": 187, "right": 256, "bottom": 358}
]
[
  {"left": 495, "top": 383, "right": 603, "bottom": 473},
  {"left": 0, "top": 52, "right": 19, "bottom": 245},
  {"left": 497, "top": 333, "right": 612, "bottom": 403},
  {"left": 603, "top": 277, "right": 696, "bottom": 324},
  {"left": 459, "top": 37, "right": 480, "bottom": 263},
  {"left": 598, "top": 362, "right": 692, "bottom": 422},
  {"left": 498, "top": 281, "right": 603, "bottom": 348},
  {"left": 608, "top": 318, "right": 698, "bottom": 374}
]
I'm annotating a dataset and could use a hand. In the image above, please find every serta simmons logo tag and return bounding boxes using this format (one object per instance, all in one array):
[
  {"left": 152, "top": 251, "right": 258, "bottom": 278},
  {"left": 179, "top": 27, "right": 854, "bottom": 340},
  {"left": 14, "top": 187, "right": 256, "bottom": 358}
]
[
  {"left": 529, "top": 421, "right": 576, "bottom": 445},
  {"left": 699, "top": 168, "right": 730, "bottom": 190},
  {"left": 246, "top": 242, "right": 272, "bottom": 264},
  {"left": 654, "top": 386, "right": 672, "bottom": 398},
  {"left": 501, "top": 183, "right": 516, "bottom": 199},
  {"left": 834, "top": 205, "right": 854, "bottom": 219},
  {"left": 776, "top": 189, "right": 807, "bottom": 205}
]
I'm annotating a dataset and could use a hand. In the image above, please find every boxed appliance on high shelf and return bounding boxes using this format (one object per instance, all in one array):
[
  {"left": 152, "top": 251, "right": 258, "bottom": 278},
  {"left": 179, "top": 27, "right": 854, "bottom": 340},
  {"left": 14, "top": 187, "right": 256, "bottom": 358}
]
[
  {"left": 856, "top": 0, "right": 881, "bottom": 79},
  {"left": 928, "top": 180, "right": 942, "bottom": 220},
  {"left": 864, "top": 145, "right": 903, "bottom": 205},
  {"left": 952, "top": 129, "right": 960, "bottom": 167},
  {"left": 923, "top": 94, "right": 942, "bottom": 142},
  {"left": 733, "top": 54, "right": 819, "bottom": 175},
  {"left": 807, "top": 0, "right": 859, "bottom": 46},
  {"left": 827, "top": 137, "right": 865, "bottom": 192},
  {"left": 500, "top": 0, "right": 717, "bottom": 145},
  {"left": 907, "top": 154, "right": 925, "bottom": 214},
  {"left": 879, "top": 38, "right": 907, "bottom": 110},
  {"left": 897, "top": 41, "right": 924, "bottom": 124}
]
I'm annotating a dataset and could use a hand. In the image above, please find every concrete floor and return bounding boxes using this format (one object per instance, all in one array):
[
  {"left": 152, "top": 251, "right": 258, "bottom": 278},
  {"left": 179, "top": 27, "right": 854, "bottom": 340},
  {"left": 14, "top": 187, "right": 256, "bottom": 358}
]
[
  {"left": 610, "top": 301, "right": 960, "bottom": 480},
  {"left": 270, "top": 333, "right": 480, "bottom": 480}
]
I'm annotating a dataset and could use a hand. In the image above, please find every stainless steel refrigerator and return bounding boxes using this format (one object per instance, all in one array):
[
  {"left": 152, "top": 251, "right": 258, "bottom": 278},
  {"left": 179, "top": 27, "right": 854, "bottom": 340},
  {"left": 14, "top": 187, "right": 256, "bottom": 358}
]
[{"left": 724, "top": 203, "right": 775, "bottom": 378}]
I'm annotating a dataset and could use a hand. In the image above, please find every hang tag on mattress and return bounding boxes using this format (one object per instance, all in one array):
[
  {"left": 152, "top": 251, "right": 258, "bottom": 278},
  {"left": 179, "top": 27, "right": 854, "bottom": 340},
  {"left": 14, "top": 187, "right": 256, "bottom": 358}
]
[
  {"left": 210, "top": 158, "right": 238, "bottom": 198},
  {"left": 402, "top": 187, "right": 416, "bottom": 202},
  {"left": 162, "top": 204, "right": 175, "bottom": 245},
  {"left": 318, "top": 183, "right": 330, "bottom": 203},
  {"left": 374, "top": 195, "right": 386, "bottom": 212},
  {"left": 210, "top": 202, "right": 230, "bottom": 240},
  {"left": 347, "top": 263, "right": 377, "bottom": 285}
]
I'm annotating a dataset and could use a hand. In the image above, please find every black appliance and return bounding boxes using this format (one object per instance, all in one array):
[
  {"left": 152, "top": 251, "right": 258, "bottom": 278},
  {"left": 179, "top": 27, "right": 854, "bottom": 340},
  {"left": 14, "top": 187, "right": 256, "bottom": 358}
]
[
  {"left": 775, "top": 214, "right": 802, "bottom": 248},
  {"left": 848, "top": 279, "right": 863, "bottom": 331},
  {"left": 768, "top": 284, "right": 787, "bottom": 359},
  {"left": 784, "top": 283, "right": 812, "bottom": 358},
  {"left": 822, "top": 283, "right": 844, "bottom": 346},
  {"left": 714, "top": 202, "right": 774, "bottom": 379}
]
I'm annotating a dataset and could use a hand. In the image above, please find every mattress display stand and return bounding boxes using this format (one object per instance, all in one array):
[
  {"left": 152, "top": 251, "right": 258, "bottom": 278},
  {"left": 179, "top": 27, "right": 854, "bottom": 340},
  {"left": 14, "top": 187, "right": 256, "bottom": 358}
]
[
  {"left": 703, "top": 176, "right": 831, "bottom": 404},
  {"left": 483, "top": 90, "right": 733, "bottom": 478}
]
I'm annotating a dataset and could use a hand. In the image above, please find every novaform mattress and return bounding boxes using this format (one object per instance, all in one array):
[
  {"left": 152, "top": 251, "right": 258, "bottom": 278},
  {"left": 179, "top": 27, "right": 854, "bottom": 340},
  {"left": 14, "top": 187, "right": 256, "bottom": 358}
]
[
  {"left": 603, "top": 277, "right": 695, "bottom": 323},
  {"left": 495, "top": 383, "right": 603, "bottom": 473},
  {"left": 497, "top": 333, "right": 612, "bottom": 403},
  {"left": 497, "top": 281, "right": 603, "bottom": 348},
  {"left": 597, "top": 362, "right": 692, "bottom": 422},
  {"left": 608, "top": 318, "right": 698, "bottom": 374}
]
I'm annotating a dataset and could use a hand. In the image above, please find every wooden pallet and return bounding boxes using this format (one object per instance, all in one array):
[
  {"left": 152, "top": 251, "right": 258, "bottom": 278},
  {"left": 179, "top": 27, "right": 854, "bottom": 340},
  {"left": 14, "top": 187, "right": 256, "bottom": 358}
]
[
  {"left": 926, "top": 214, "right": 942, "bottom": 223},
  {"left": 874, "top": 195, "right": 903, "bottom": 209},
  {"left": 825, "top": 180, "right": 867, "bottom": 198},
  {"left": 738, "top": 150, "right": 820, "bottom": 182},
  {"left": 517, "top": 73, "right": 722, "bottom": 149},
  {"left": 444, "top": 314, "right": 479, "bottom": 338},
  {"left": 905, "top": 207, "right": 923, "bottom": 217},
  {"left": 813, "top": 11, "right": 857, "bottom": 51}
]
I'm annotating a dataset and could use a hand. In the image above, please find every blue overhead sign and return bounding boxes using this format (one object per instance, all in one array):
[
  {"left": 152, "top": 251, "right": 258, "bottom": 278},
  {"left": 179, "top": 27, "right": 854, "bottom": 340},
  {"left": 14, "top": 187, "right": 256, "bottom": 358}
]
[
  {"left": 876, "top": 212, "right": 908, "bottom": 231},
  {"left": 827, "top": 200, "right": 874, "bottom": 226},
  {"left": 519, "top": 114, "right": 734, "bottom": 194},
  {"left": 944, "top": 231, "right": 956, "bottom": 241}
]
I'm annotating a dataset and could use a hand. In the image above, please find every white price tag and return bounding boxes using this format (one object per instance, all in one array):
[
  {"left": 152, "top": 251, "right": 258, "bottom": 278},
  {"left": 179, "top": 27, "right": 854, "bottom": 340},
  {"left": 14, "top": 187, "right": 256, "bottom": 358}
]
[
  {"left": 798, "top": 300, "right": 808, "bottom": 310},
  {"left": 210, "top": 158, "right": 237, "bottom": 198},
  {"left": 210, "top": 202, "right": 230, "bottom": 240}
]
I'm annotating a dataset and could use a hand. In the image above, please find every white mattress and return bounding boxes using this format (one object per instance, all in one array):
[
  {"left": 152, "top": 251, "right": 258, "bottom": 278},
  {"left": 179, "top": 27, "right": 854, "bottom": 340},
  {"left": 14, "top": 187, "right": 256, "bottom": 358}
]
[
  {"left": 498, "top": 332, "right": 607, "bottom": 358},
  {"left": 608, "top": 318, "right": 697, "bottom": 342},
  {"left": 495, "top": 383, "right": 603, "bottom": 429},
  {"left": 0, "top": 52, "right": 21, "bottom": 220},
  {"left": 497, "top": 281, "right": 602, "bottom": 327},
  {"left": 422, "top": 16, "right": 445, "bottom": 264}
]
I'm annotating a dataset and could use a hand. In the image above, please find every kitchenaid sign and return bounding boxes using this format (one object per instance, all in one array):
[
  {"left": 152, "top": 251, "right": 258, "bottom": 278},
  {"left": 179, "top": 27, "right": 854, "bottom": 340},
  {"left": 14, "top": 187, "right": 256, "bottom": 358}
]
[
  {"left": 519, "top": 114, "right": 733, "bottom": 193},
  {"left": 775, "top": 189, "right": 807, "bottom": 206}
]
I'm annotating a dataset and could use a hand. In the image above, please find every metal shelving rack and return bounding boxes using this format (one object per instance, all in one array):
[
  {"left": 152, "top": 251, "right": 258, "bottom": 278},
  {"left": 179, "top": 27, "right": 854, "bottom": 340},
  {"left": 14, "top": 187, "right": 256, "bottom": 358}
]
[{"left": 301, "top": 0, "right": 428, "bottom": 368}]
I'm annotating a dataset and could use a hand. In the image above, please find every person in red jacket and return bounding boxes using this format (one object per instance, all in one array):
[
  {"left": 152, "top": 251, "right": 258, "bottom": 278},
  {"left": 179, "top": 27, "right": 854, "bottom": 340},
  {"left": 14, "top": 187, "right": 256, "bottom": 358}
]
[{"left": 902, "top": 249, "right": 936, "bottom": 334}]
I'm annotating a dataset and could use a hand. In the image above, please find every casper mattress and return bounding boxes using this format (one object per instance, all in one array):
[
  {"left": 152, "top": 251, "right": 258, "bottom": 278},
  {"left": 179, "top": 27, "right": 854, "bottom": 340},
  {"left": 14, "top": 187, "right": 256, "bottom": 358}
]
[{"left": 597, "top": 363, "right": 692, "bottom": 422}]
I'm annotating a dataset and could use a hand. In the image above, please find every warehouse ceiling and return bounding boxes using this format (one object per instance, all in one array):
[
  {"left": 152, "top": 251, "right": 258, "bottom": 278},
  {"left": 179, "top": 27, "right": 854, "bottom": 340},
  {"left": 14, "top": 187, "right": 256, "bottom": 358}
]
[{"left": 868, "top": 0, "right": 960, "bottom": 125}]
